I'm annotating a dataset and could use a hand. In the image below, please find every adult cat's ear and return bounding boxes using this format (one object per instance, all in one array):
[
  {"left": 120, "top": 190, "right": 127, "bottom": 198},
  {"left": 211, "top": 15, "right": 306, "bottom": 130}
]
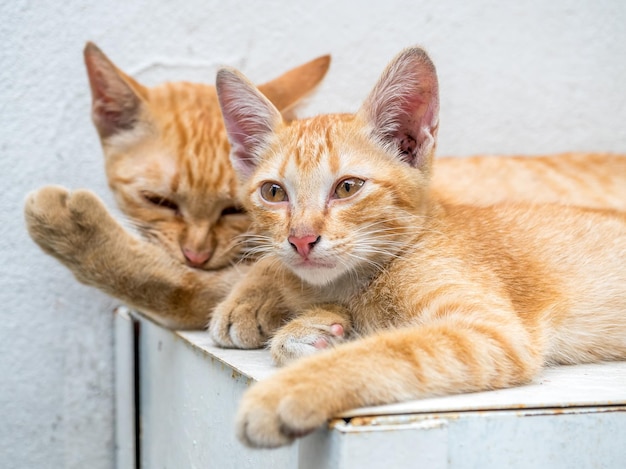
[
  {"left": 257, "top": 55, "right": 331, "bottom": 114},
  {"left": 216, "top": 68, "right": 283, "bottom": 180},
  {"left": 84, "top": 42, "right": 148, "bottom": 139},
  {"left": 358, "top": 47, "right": 439, "bottom": 170}
]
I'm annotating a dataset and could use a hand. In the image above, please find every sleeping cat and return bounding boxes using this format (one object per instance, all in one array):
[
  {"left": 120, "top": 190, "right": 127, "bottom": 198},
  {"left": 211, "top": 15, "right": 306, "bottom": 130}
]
[
  {"left": 24, "top": 43, "right": 626, "bottom": 331},
  {"left": 24, "top": 43, "right": 331, "bottom": 328},
  {"left": 210, "top": 46, "right": 626, "bottom": 448},
  {"left": 436, "top": 151, "right": 626, "bottom": 208}
]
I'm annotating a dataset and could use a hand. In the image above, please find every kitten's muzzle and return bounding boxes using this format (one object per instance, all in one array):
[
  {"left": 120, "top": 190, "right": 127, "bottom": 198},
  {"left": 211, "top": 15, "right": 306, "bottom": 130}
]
[{"left": 288, "top": 235, "right": 320, "bottom": 259}]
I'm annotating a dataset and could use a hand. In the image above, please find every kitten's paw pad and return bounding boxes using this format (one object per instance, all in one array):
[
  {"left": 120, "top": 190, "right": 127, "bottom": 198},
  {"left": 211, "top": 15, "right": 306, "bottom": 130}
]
[
  {"left": 236, "top": 383, "right": 326, "bottom": 448},
  {"left": 209, "top": 294, "right": 285, "bottom": 349},
  {"left": 312, "top": 324, "right": 344, "bottom": 349},
  {"left": 270, "top": 316, "right": 350, "bottom": 365}
]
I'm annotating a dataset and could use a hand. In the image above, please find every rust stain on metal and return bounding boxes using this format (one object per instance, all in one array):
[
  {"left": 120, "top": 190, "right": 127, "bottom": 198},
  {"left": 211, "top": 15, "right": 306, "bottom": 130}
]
[
  {"left": 345, "top": 413, "right": 457, "bottom": 428},
  {"left": 513, "top": 405, "right": 626, "bottom": 418},
  {"left": 328, "top": 418, "right": 348, "bottom": 430}
]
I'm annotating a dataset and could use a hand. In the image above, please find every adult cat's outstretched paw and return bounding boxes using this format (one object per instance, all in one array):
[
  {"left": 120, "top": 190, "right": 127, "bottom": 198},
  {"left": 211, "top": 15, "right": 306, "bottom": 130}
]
[
  {"left": 24, "top": 186, "right": 120, "bottom": 266},
  {"left": 209, "top": 287, "right": 288, "bottom": 349},
  {"left": 269, "top": 305, "right": 352, "bottom": 366}
]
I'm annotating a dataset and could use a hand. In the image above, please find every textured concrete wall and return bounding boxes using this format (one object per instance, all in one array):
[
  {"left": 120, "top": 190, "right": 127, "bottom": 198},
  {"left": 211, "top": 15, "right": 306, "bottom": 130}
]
[{"left": 2, "top": 0, "right": 625, "bottom": 467}]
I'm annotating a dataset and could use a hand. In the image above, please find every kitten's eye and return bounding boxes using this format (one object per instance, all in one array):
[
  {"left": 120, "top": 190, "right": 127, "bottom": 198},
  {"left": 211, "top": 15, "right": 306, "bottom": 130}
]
[
  {"left": 334, "top": 178, "right": 365, "bottom": 199},
  {"left": 142, "top": 192, "right": 180, "bottom": 213},
  {"left": 260, "top": 182, "right": 288, "bottom": 203},
  {"left": 220, "top": 205, "right": 246, "bottom": 216}
]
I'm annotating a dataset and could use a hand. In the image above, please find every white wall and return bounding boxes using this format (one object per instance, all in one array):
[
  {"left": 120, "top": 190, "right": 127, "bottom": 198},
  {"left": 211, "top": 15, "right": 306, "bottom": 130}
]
[{"left": 2, "top": 0, "right": 625, "bottom": 467}]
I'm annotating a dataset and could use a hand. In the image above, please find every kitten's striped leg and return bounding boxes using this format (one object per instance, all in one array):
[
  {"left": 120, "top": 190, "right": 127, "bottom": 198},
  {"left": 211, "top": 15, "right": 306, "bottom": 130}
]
[{"left": 236, "top": 314, "right": 542, "bottom": 448}]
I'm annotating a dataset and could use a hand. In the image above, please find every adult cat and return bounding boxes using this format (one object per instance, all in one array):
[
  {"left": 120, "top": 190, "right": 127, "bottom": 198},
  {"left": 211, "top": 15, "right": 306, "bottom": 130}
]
[
  {"left": 25, "top": 44, "right": 626, "bottom": 331},
  {"left": 436, "top": 151, "right": 626, "bottom": 208},
  {"left": 211, "top": 46, "right": 626, "bottom": 448},
  {"left": 25, "top": 43, "right": 331, "bottom": 328}
]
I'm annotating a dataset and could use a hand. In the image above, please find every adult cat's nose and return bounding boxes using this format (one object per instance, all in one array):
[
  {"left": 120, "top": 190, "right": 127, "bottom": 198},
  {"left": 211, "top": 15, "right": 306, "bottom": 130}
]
[
  {"left": 288, "top": 235, "right": 320, "bottom": 258},
  {"left": 182, "top": 248, "right": 212, "bottom": 267}
]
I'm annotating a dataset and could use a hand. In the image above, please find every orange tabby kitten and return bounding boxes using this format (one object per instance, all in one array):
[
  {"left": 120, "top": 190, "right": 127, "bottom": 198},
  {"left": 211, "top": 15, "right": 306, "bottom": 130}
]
[
  {"left": 24, "top": 43, "right": 626, "bottom": 331},
  {"left": 210, "top": 47, "right": 626, "bottom": 448},
  {"left": 25, "top": 43, "right": 330, "bottom": 328}
]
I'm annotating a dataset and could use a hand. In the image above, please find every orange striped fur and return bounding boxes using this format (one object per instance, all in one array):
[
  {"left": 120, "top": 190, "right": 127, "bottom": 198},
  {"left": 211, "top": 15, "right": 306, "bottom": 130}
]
[
  {"left": 211, "top": 47, "right": 626, "bottom": 448},
  {"left": 435, "top": 152, "right": 626, "bottom": 209},
  {"left": 90, "top": 42, "right": 330, "bottom": 270},
  {"left": 24, "top": 43, "right": 331, "bottom": 328},
  {"left": 25, "top": 43, "right": 626, "bottom": 331}
]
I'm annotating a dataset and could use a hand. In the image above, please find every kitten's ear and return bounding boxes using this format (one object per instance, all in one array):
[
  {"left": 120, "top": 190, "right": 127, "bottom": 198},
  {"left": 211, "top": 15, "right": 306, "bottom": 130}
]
[
  {"left": 84, "top": 42, "right": 148, "bottom": 139},
  {"left": 358, "top": 47, "right": 439, "bottom": 170},
  {"left": 216, "top": 68, "right": 283, "bottom": 180},
  {"left": 257, "top": 55, "right": 331, "bottom": 113}
]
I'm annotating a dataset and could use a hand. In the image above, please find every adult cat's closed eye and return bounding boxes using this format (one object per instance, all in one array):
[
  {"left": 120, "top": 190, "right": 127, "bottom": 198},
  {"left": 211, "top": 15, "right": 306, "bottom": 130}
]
[
  {"left": 25, "top": 43, "right": 626, "bottom": 332},
  {"left": 24, "top": 43, "right": 331, "bottom": 328},
  {"left": 85, "top": 42, "right": 333, "bottom": 270}
]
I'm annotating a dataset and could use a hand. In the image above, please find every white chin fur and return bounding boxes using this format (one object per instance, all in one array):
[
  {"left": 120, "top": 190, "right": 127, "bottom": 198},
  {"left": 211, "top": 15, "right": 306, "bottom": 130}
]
[{"left": 289, "top": 264, "right": 347, "bottom": 287}]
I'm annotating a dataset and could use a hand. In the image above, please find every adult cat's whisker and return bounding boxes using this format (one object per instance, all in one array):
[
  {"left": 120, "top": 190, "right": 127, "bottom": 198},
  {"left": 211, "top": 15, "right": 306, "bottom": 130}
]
[
  {"left": 239, "top": 247, "right": 275, "bottom": 263},
  {"left": 235, "top": 233, "right": 274, "bottom": 247},
  {"left": 233, "top": 233, "right": 276, "bottom": 260},
  {"left": 226, "top": 234, "right": 262, "bottom": 251}
]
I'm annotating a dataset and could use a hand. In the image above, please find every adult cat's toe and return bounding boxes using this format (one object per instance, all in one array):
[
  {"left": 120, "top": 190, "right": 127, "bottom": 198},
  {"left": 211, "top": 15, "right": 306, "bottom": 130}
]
[
  {"left": 209, "top": 297, "right": 284, "bottom": 349},
  {"left": 209, "top": 288, "right": 288, "bottom": 349},
  {"left": 25, "top": 185, "right": 78, "bottom": 258},
  {"left": 209, "top": 299, "right": 264, "bottom": 348},
  {"left": 25, "top": 186, "right": 117, "bottom": 262}
]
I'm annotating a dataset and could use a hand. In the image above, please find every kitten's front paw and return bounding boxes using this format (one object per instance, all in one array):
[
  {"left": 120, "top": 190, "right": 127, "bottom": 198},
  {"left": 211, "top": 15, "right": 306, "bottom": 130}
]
[
  {"left": 209, "top": 289, "right": 288, "bottom": 349},
  {"left": 24, "top": 186, "right": 119, "bottom": 266},
  {"left": 236, "top": 373, "right": 330, "bottom": 448},
  {"left": 270, "top": 305, "right": 351, "bottom": 366}
]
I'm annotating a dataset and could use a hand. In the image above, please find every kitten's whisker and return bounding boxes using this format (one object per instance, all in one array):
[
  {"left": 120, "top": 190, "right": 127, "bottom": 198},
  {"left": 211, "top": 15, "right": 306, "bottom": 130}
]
[{"left": 344, "top": 252, "right": 387, "bottom": 274}]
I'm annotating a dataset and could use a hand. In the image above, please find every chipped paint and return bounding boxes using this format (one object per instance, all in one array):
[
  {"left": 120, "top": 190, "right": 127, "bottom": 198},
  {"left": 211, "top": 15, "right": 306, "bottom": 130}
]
[{"left": 333, "top": 416, "right": 448, "bottom": 434}]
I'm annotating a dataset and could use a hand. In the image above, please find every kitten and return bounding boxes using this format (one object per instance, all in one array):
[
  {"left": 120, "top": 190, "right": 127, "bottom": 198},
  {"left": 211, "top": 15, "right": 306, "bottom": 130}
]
[
  {"left": 24, "top": 43, "right": 331, "bottom": 328},
  {"left": 211, "top": 46, "right": 626, "bottom": 448},
  {"left": 24, "top": 44, "right": 626, "bottom": 331}
]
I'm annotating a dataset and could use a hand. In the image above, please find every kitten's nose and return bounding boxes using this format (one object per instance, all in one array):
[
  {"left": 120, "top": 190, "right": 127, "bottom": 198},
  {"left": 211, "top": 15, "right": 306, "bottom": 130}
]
[
  {"left": 288, "top": 235, "right": 320, "bottom": 258},
  {"left": 182, "top": 248, "right": 212, "bottom": 267}
]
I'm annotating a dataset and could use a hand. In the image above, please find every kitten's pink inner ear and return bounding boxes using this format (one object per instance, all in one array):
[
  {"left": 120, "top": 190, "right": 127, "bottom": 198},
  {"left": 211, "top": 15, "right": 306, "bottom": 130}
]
[
  {"left": 216, "top": 68, "right": 283, "bottom": 180},
  {"left": 359, "top": 47, "right": 439, "bottom": 170}
]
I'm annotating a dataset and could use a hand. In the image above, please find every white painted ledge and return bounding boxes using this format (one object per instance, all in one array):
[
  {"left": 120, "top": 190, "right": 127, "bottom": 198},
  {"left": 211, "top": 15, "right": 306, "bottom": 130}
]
[
  {"left": 179, "top": 328, "right": 626, "bottom": 415},
  {"left": 116, "top": 309, "right": 626, "bottom": 469}
]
